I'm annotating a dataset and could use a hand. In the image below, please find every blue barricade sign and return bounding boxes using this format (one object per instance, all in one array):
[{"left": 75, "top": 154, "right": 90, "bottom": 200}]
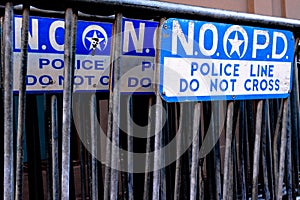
[
  {"left": 160, "top": 18, "right": 295, "bottom": 102},
  {"left": 13, "top": 16, "right": 158, "bottom": 94},
  {"left": 13, "top": 15, "right": 112, "bottom": 93},
  {"left": 120, "top": 18, "right": 158, "bottom": 94}
]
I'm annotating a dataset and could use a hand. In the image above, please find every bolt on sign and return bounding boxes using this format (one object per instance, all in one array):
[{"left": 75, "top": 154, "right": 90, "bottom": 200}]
[{"left": 159, "top": 18, "right": 294, "bottom": 102}]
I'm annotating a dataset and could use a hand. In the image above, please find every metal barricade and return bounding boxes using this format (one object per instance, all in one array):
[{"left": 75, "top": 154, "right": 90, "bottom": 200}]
[{"left": 0, "top": 1, "right": 300, "bottom": 199}]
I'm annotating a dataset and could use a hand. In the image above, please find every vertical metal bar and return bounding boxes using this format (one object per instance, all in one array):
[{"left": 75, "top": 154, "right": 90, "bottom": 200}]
[
  {"left": 238, "top": 101, "right": 247, "bottom": 200},
  {"left": 44, "top": 94, "right": 53, "bottom": 200},
  {"left": 277, "top": 98, "right": 289, "bottom": 200},
  {"left": 0, "top": 17, "right": 4, "bottom": 200},
  {"left": 160, "top": 102, "right": 167, "bottom": 200},
  {"left": 273, "top": 99, "right": 284, "bottom": 196},
  {"left": 79, "top": 142, "right": 86, "bottom": 200},
  {"left": 143, "top": 97, "right": 153, "bottom": 200},
  {"left": 61, "top": 8, "right": 77, "bottom": 200},
  {"left": 110, "top": 12, "right": 122, "bottom": 200},
  {"left": 15, "top": 4, "right": 29, "bottom": 200},
  {"left": 198, "top": 103, "right": 205, "bottom": 200},
  {"left": 174, "top": 104, "right": 183, "bottom": 200},
  {"left": 51, "top": 95, "right": 59, "bottom": 200},
  {"left": 103, "top": 21, "right": 115, "bottom": 199},
  {"left": 90, "top": 94, "right": 98, "bottom": 200},
  {"left": 286, "top": 99, "right": 292, "bottom": 200},
  {"left": 190, "top": 103, "right": 201, "bottom": 200},
  {"left": 261, "top": 101, "right": 271, "bottom": 200},
  {"left": 266, "top": 100, "right": 275, "bottom": 199},
  {"left": 222, "top": 102, "right": 234, "bottom": 200},
  {"left": 213, "top": 101, "right": 222, "bottom": 200},
  {"left": 291, "top": 55, "right": 300, "bottom": 195},
  {"left": 152, "top": 97, "right": 162, "bottom": 200},
  {"left": 127, "top": 96, "right": 134, "bottom": 200},
  {"left": 152, "top": 17, "right": 165, "bottom": 200},
  {"left": 252, "top": 100, "right": 263, "bottom": 200},
  {"left": 3, "top": 2, "right": 14, "bottom": 200}
]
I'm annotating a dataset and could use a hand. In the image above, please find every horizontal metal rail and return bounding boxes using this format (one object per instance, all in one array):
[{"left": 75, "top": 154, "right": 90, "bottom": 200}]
[{"left": 5, "top": 0, "right": 299, "bottom": 31}]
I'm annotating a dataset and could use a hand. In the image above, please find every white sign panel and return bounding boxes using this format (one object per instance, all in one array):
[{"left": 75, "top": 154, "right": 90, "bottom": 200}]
[{"left": 160, "top": 18, "right": 294, "bottom": 102}]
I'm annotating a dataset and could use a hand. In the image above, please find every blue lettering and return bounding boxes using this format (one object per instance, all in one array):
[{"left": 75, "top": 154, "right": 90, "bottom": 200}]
[
  {"left": 59, "top": 75, "right": 64, "bottom": 85},
  {"left": 244, "top": 79, "right": 251, "bottom": 91},
  {"left": 128, "top": 77, "right": 138, "bottom": 87},
  {"left": 210, "top": 79, "right": 218, "bottom": 91},
  {"left": 95, "top": 60, "right": 104, "bottom": 70},
  {"left": 191, "top": 62, "right": 198, "bottom": 76},
  {"left": 100, "top": 76, "right": 109, "bottom": 86},
  {"left": 200, "top": 63, "right": 209, "bottom": 76},
  {"left": 52, "top": 59, "right": 64, "bottom": 69},
  {"left": 141, "top": 78, "right": 151, "bottom": 88},
  {"left": 39, "top": 58, "right": 50, "bottom": 69},
  {"left": 275, "top": 79, "right": 280, "bottom": 91},
  {"left": 269, "top": 79, "right": 274, "bottom": 91},
  {"left": 233, "top": 64, "right": 239, "bottom": 77},
  {"left": 39, "top": 75, "right": 52, "bottom": 85},
  {"left": 142, "top": 61, "right": 153, "bottom": 71},
  {"left": 211, "top": 63, "right": 218, "bottom": 76},
  {"left": 26, "top": 75, "right": 37, "bottom": 85},
  {"left": 190, "top": 79, "right": 200, "bottom": 92},
  {"left": 230, "top": 79, "right": 236, "bottom": 91},
  {"left": 250, "top": 64, "right": 255, "bottom": 77},
  {"left": 253, "top": 79, "right": 259, "bottom": 91},
  {"left": 268, "top": 65, "right": 274, "bottom": 77},
  {"left": 261, "top": 65, "right": 267, "bottom": 76},
  {"left": 180, "top": 79, "right": 188, "bottom": 92},
  {"left": 219, "top": 80, "right": 228, "bottom": 92},
  {"left": 82, "top": 60, "right": 93, "bottom": 70},
  {"left": 74, "top": 76, "right": 84, "bottom": 85},
  {"left": 224, "top": 64, "right": 231, "bottom": 76},
  {"left": 260, "top": 79, "right": 267, "bottom": 91},
  {"left": 85, "top": 76, "right": 94, "bottom": 85}
]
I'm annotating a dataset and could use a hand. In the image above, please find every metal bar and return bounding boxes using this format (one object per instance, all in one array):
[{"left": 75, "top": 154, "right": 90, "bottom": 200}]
[
  {"left": 79, "top": 142, "right": 86, "bottom": 200},
  {"left": 42, "top": 0, "right": 300, "bottom": 30},
  {"left": 160, "top": 101, "right": 167, "bottom": 200},
  {"left": 44, "top": 94, "right": 53, "bottom": 200},
  {"left": 213, "top": 101, "right": 222, "bottom": 200},
  {"left": 190, "top": 103, "right": 201, "bottom": 200},
  {"left": 266, "top": 100, "right": 275, "bottom": 199},
  {"left": 277, "top": 98, "right": 289, "bottom": 200},
  {"left": 0, "top": 15, "right": 3, "bottom": 199},
  {"left": 286, "top": 99, "right": 292, "bottom": 200},
  {"left": 174, "top": 104, "right": 183, "bottom": 200},
  {"left": 51, "top": 95, "right": 59, "bottom": 200},
  {"left": 15, "top": 3, "right": 29, "bottom": 200},
  {"left": 198, "top": 103, "right": 205, "bottom": 200},
  {"left": 292, "top": 53, "right": 300, "bottom": 196},
  {"left": 152, "top": 17, "right": 165, "bottom": 200},
  {"left": 110, "top": 12, "right": 122, "bottom": 200},
  {"left": 252, "top": 100, "right": 263, "bottom": 200},
  {"left": 238, "top": 101, "right": 247, "bottom": 200},
  {"left": 103, "top": 16, "right": 116, "bottom": 198},
  {"left": 152, "top": 97, "right": 162, "bottom": 200},
  {"left": 261, "top": 101, "right": 271, "bottom": 200},
  {"left": 90, "top": 94, "right": 98, "bottom": 200},
  {"left": 61, "top": 8, "right": 77, "bottom": 200},
  {"left": 3, "top": 2, "right": 14, "bottom": 200},
  {"left": 127, "top": 96, "right": 133, "bottom": 200},
  {"left": 143, "top": 97, "right": 153, "bottom": 200},
  {"left": 273, "top": 99, "right": 284, "bottom": 197},
  {"left": 222, "top": 102, "right": 234, "bottom": 200}
]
